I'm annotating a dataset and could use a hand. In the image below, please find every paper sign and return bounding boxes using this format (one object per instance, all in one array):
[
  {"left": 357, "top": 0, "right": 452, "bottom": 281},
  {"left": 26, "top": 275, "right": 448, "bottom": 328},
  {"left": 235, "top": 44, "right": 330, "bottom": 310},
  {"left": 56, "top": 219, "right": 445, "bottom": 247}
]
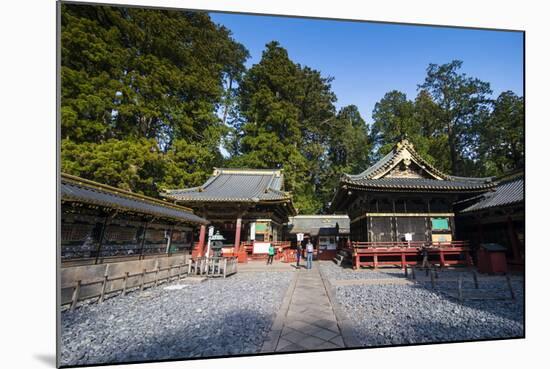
[
  {"left": 253, "top": 242, "right": 271, "bottom": 254},
  {"left": 297, "top": 233, "right": 304, "bottom": 242}
]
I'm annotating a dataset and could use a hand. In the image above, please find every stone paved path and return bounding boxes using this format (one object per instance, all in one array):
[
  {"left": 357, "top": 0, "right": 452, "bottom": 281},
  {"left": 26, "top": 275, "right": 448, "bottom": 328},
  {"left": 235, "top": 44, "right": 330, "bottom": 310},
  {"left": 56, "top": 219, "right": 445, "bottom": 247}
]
[{"left": 261, "top": 262, "right": 357, "bottom": 353}]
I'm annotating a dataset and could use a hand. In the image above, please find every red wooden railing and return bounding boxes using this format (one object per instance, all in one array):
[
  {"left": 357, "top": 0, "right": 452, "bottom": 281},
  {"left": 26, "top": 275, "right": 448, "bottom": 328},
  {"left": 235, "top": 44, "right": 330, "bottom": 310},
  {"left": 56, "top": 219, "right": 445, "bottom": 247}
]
[
  {"left": 347, "top": 240, "right": 469, "bottom": 249},
  {"left": 346, "top": 240, "right": 472, "bottom": 269}
]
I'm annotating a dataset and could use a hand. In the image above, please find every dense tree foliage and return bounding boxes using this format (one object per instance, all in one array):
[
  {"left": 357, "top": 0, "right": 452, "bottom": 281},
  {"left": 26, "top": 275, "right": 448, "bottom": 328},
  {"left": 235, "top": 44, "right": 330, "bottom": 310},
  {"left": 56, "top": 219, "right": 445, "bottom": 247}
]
[
  {"left": 370, "top": 61, "right": 522, "bottom": 178},
  {"left": 61, "top": 4, "right": 524, "bottom": 213},
  {"left": 61, "top": 4, "right": 248, "bottom": 195},
  {"left": 477, "top": 91, "right": 525, "bottom": 175},
  {"left": 228, "top": 42, "right": 369, "bottom": 213}
]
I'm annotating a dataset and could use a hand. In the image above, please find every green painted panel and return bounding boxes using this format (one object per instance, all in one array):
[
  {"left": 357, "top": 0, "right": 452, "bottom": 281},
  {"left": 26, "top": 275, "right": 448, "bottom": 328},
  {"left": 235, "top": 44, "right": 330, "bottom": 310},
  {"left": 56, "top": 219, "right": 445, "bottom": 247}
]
[
  {"left": 431, "top": 218, "right": 449, "bottom": 230},
  {"left": 255, "top": 223, "right": 268, "bottom": 232}
]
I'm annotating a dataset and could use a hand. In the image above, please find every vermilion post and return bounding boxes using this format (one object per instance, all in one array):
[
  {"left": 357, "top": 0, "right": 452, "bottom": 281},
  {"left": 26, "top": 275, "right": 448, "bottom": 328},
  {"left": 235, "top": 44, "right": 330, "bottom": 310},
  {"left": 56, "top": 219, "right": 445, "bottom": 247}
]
[
  {"left": 234, "top": 217, "right": 242, "bottom": 251},
  {"left": 197, "top": 224, "right": 206, "bottom": 257}
]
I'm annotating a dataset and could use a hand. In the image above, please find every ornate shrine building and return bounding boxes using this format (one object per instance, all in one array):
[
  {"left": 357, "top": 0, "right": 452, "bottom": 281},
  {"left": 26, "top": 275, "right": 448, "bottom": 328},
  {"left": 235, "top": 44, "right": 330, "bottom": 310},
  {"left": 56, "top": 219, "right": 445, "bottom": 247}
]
[
  {"left": 455, "top": 171, "right": 524, "bottom": 270},
  {"left": 163, "top": 168, "right": 296, "bottom": 260},
  {"left": 329, "top": 139, "right": 496, "bottom": 268},
  {"left": 61, "top": 173, "right": 209, "bottom": 266}
]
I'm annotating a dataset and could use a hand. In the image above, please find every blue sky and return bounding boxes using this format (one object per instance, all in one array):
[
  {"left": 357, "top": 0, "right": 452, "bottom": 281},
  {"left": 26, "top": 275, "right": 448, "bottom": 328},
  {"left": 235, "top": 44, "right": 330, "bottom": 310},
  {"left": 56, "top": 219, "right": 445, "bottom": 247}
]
[{"left": 210, "top": 12, "right": 523, "bottom": 123}]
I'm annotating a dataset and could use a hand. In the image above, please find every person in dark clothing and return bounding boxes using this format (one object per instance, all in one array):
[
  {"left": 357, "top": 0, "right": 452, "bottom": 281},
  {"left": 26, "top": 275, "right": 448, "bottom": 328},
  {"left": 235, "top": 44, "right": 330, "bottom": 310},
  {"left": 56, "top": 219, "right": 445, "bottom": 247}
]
[
  {"left": 421, "top": 246, "right": 430, "bottom": 269},
  {"left": 296, "top": 242, "right": 303, "bottom": 267}
]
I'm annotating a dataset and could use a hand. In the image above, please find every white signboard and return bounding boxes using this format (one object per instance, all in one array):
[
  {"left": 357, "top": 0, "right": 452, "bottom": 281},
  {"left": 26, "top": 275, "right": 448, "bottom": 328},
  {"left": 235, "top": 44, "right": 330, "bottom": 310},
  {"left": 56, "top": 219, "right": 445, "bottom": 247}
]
[
  {"left": 297, "top": 233, "right": 304, "bottom": 242},
  {"left": 253, "top": 242, "right": 271, "bottom": 254},
  {"left": 250, "top": 222, "right": 256, "bottom": 241},
  {"left": 404, "top": 233, "right": 413, "bottom": 241}
]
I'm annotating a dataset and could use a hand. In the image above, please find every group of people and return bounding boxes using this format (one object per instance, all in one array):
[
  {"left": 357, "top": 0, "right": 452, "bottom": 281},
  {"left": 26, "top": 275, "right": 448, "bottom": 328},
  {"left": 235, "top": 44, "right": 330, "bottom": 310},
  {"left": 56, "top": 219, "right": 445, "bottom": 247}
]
[
  {"left": 295, "top": 240, "right": 314, "bottom": 269},
  {"left": 266, "top": 239, "right": 315, "bottom": 270}
]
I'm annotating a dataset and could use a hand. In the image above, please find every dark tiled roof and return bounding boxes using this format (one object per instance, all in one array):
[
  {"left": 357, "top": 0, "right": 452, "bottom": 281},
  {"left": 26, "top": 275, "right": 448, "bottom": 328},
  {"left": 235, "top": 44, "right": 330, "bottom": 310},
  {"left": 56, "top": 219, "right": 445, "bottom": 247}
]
[
  {"left": 460, "top": 176, "right": 524, "bottom": 213},
  {"left": 343, "top": 177, "right": 494, "bottom": 191},
  {"left": 164, "top": 168, "right": 292, "bottom": 203},
  {"left": 329, "top": 139, "right": 496, "bottom": 212},
  {"left": 287, "top": 215, "right": 350, "bottom": 236},
  {"left": 61, "top": 174, "right": 208, "bottom": 225}
]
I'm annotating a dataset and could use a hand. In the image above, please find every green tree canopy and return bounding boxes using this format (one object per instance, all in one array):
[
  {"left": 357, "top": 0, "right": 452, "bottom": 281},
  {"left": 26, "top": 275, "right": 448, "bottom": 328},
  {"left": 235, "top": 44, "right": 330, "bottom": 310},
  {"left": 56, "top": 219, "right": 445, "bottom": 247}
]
[
  {"left": 478, "top": 91, "right": 524, "bottom": 175},
  {"left": 61, "top": 4, "right": 248, "bottom": 195},
  {"left": 418, "top": 60, "right": 493, "bottom": 175}
]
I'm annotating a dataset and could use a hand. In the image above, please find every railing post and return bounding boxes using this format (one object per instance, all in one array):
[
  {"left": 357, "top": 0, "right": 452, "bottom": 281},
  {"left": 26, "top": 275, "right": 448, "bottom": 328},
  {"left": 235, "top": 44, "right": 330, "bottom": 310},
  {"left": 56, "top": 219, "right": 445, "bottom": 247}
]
[
  {"left": 140, "top": 268, "right": 146, "bottom": 291},
  {"left": 122, "top": 272, "right": 129, "bottom": 296},
  {"left": 70, "top": 280, "right": 81, "bottom": 311},
  {"left": 506, "top": 274, "right": 516, "bottom": 300},
  {"left": 99, "top": 264, "right": 110, "bottom": 303},
  {"left": 439, "top": 249, "right": 445, "bottom": 268},
  {"left": 472, "top": 270, "right": 479, "bottom": 289},
  {"left": 154, "top": 259, "right": 160, "bottom": 287}
]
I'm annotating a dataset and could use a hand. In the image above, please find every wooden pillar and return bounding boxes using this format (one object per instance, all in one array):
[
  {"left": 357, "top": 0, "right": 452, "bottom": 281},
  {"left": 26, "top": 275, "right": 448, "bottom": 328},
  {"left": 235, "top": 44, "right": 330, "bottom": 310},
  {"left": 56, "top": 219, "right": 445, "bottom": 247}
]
[
  {"left": 439, "top": 249, "right": 445, "bottom": 267},
  {"left": 234, "top": 217, "right": 242, "bottom": 250},
  {"left": 373, "top": 254, "right": 378, "bottom": 269},
  {"left": 94, "top": 212, "right": 112, "bottom": 265},
  {"left": 138, "top": 220, "right": 150, "bottom": 260},
  {"left": 197, "top": 224, "right": 206, "bottom": 257},
  {"left": 401, "top": 253, "right": 406, "bottom": 269},
  {"left": 165, "top": 225, "right": 174, "bottom": 254}
]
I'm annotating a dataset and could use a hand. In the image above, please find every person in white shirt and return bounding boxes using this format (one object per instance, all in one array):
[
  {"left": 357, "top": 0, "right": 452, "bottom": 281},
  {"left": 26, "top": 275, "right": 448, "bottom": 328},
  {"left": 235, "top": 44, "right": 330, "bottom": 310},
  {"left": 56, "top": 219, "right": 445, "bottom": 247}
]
[{"left": 306, "top": 240, "right": 314, "bottom": 270}]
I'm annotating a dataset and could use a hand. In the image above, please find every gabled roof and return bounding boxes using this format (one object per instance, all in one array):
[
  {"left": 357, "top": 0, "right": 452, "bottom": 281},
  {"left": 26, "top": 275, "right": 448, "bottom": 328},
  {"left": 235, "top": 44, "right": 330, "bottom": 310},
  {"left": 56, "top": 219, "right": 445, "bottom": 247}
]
[
  {"left": 287, "top": 215, "right": 350, "bottom": 236},
  {"left": 460, "top": 173, "right": 524, "bottom": 213},
  {"left": 61, "top": 173, "right": 208, "bottom": 225},
  {"left": 341, "top": 139, "right": 494, "bottom": 191},
  {"left": 329, "top": 139, "right": 496, "bottom": 212},
  {"left": 163, "top": 168, "right": 295, "bottom": 206}
]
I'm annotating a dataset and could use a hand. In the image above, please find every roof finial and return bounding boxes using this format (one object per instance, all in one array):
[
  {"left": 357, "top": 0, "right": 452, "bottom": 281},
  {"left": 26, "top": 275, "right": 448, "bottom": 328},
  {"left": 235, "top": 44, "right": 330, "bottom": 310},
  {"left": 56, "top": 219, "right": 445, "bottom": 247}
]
[{"left": 398, "top": 133, "right": 411, "bottom": 148}]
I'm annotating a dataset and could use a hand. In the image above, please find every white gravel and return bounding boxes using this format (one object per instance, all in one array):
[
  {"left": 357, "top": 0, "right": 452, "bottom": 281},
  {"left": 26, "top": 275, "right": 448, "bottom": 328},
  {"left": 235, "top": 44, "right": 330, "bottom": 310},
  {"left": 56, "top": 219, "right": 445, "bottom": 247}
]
[
  {"left": 60, "top": 271, "right": 293, "bottom": 366},
  {"left": 319, "top": 262, "right": 524, "bottom": 346}
]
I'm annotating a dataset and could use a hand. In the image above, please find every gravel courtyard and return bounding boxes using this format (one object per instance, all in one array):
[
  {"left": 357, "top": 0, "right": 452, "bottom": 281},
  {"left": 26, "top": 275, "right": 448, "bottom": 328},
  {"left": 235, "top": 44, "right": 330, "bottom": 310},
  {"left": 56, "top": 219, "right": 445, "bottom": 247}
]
[
  {"left": 319, "top": 262, "right": 524, "bottom": 347},
  {"left": 60, "top": 271, "right": 293, "bottom": 366}
]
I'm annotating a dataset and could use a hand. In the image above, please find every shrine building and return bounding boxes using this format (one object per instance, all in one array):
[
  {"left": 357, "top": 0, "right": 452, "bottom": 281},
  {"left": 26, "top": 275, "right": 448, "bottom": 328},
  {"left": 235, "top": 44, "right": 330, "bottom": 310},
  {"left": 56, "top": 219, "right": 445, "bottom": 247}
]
[
  {"left": 61, "top": 173, "right": 209, "bottom": 266},
  {"left": 454, "top": 171, "right": 524, "bottom": 270},
  {"left": 329, "top": 139, "right": 496, "bottom": 268},
  {"left": 163, "top": 168, "right": 296, "bottom": 260}
]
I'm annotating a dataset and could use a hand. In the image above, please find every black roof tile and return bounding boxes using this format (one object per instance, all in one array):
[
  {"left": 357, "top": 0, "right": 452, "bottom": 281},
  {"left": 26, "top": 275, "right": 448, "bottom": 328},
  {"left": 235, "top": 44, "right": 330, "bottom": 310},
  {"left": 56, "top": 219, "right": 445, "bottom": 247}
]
[{"left": 61, "top": 174, "right": 208, "bottom": 225}]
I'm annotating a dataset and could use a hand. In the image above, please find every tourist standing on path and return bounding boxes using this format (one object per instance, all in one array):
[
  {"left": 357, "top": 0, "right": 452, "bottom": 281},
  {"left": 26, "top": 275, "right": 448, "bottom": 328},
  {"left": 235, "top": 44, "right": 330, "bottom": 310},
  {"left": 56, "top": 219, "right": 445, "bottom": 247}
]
[
  {"left": 306, "top": 240, "right": 314, "bottom": 270},
  {"left": 296, "top": 241, "right": 303, "bottom": 268},
  {"left": 267, "top": 244, "right": 275, "bottom": 265}
]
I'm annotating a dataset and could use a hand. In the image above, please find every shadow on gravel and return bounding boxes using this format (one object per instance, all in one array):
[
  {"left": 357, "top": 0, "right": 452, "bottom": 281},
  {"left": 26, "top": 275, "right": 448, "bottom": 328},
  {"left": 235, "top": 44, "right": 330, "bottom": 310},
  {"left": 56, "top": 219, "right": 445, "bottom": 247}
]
[
  {"left": 351, "top": 318, "right": 523, "bottom": 348},
  {"left": 61, "top": 309, "right": 275, "bottom": 367},
  {"left": 321, "top": 262, "right": 524, "bottom": 324}
]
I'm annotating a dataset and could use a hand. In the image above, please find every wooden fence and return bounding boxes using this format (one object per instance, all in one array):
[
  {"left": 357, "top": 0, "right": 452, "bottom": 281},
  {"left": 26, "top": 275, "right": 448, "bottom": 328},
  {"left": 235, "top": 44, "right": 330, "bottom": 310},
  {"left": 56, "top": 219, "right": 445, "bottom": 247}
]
[
  {"left": 61, "top": 258, "right": 191, "bottom": 311},
  {"left": 188, "top": 257, "right": 237, "bottom": 278}
]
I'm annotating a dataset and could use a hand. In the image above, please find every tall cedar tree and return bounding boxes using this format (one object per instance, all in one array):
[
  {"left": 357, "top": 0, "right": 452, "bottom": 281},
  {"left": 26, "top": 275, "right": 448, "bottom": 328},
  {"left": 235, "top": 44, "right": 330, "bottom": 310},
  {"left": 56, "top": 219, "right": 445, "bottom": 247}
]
[
  {"left": 478, "top": 91, "right": 524, "bottom": 175},
  {"left": 230, "top": 42, "right": 341, "bottom": 213},
  {"left": 419, "top": 60, "right": 492, "bottom": 175},
  {"left": 61, "top": 4, "right": 248, "bottom": 195}
]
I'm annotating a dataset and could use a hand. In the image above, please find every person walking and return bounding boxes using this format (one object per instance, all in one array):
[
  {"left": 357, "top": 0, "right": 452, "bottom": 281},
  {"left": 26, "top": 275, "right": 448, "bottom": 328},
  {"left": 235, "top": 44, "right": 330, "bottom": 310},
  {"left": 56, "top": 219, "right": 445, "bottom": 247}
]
[
  {"left": 306, "top": 240, "right": 314, "bottom": 270},
  {"left": 420, "top": 245, "right": 430, "bottom": 269},
  {"left": 296, "top": 241, "right": 303, "bottom": 268},
  {"left": 267, "top": 243, "right": 275, "bottom": 265}
]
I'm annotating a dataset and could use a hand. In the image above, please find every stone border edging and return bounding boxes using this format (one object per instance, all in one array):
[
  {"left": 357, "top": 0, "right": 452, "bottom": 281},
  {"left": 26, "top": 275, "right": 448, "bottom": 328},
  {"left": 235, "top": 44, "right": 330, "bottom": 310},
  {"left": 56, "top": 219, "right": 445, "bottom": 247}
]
[
  {"left": 318, "top": 263, "right": 362, "bottom": 348},
  {"left": 260, "top": 270, "right": 300, "bottom": 353}
]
